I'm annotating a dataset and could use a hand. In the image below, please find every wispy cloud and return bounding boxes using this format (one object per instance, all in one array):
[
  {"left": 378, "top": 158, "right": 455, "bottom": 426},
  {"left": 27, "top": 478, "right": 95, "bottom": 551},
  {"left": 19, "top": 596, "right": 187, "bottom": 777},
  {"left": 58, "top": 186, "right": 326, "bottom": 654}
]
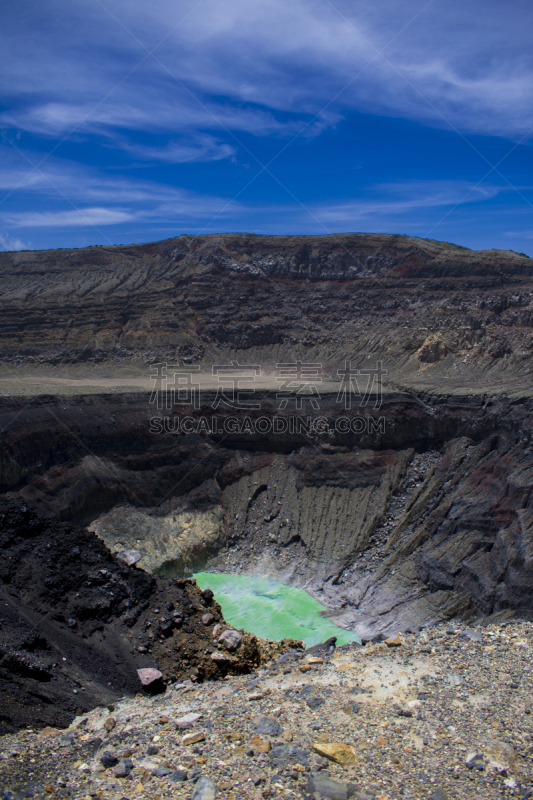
[
  {"left": 505, "top": 230, "right": 533, "bottom": 241},
  {"left": 4, "top": 207, "right": 135, "bottom": 228},
  {"left": 1, "top": 98, "right": 295, "bottom": 140},
  {"left": 0, "top": 233, "right": 30, "bottom": 251},
  {"left": 121, "top": 134, "right": 236, "bottom": 163},
  {"left": 313, "top": 181, "right": 502, "bottom": 224},
  {"left": 0, "top": 150, "right": 245, "bottom": 228},
  {"left": 2, "top": 0, "right": 532, "bottom": 145},
  {"left": 1, "top": 1, "right": 532, "bottom": 253},
  {"left": 0, "top": 144, "right": 506, "bottom": 234}
]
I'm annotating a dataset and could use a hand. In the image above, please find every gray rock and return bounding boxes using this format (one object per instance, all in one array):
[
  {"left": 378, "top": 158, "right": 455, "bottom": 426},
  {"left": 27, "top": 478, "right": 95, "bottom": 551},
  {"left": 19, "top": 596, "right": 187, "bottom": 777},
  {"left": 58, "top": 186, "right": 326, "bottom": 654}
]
[
  {"left": 256, "top": 716, "right": 283, "bottom": 736},
  {"left": 202, "top": 613, "right": 215, "bottom": 625},
  {"left": 191, "top": 776, "right": 217, "bottom": 800},
  {"left": 218, "top": 629, "right": 242, "bottom": 651},
  {"left": 170, "top": 770, "right": 188, "bottom": 782},
  {"left": 305, "top": 774, "right": 356, "bottom": 800},
  {"left": 100, "top": 751, "right": 119, "bottom": 768},
  {"left": 269, "top": 744, "right": 310, "bottom": 767},
  {"left": 465, "top": 752, "right": 484, "bottom": 769},
  {"left": 211, "top": 651, "right": 229, "bottom": 662},
  {"left": 58, "top": 734, "right": 75, "bottom": 746},
  {"left": 396, "top": 708, "right": 413, "bottom": 717},
  {"left": 114, "top": 758, "right": 133, "bottom": 777},
  {"left": 431, "top": 789, "right": 448, "bottom": 800},
  {"left": 464, "top": 630, "right": 484, "bottom": 642},
  {"left": 306, "top": 695, "right": 326, "bottom": 710},
  {"left": 153, "top": 768, "right": 172, "bottom": 777},
  {"left": 176, "top": 712, "right": 203, "bottom": 728},
  {"left": 306, "top": 637, "right": 337, "bottom": 657}
]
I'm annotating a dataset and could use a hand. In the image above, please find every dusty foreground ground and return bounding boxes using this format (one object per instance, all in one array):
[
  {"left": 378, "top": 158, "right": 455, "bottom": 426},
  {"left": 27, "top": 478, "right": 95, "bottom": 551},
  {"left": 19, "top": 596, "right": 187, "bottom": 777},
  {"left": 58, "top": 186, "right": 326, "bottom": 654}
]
[{"left": 2, "top": 621, "right": 533, "bottom": 800}]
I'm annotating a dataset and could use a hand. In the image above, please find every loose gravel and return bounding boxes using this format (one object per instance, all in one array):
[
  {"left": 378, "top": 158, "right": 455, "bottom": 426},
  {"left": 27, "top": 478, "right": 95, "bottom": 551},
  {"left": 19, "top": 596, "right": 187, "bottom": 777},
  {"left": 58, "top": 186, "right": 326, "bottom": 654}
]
[{"left": 2, "top": 621, "right": 533, "bottom": 800}]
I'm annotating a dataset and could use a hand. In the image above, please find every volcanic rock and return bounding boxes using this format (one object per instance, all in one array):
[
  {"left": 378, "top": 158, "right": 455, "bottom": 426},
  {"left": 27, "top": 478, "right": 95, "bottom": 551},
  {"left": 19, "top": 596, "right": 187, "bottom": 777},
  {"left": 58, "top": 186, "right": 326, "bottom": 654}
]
[
  {"left": 136, "top": 667, "right": 163, "bottom": 686},
  {"left": 0, "top": 498, "right": 302, "bottom": 733},
  {"left": 306, "top": 774, "right": 357, "bottom": 800},
  {"left": 1, "top": 233, "right": 532, "bottom": 382},
  {"left": 218, "top": 629, "right": 243, "bottom": 651},
  {"left": 116, "top": 549, "right": 144, "bottom": 566},
  {"left": 311, "top": 741, "right": 360, "bottom": 766}
]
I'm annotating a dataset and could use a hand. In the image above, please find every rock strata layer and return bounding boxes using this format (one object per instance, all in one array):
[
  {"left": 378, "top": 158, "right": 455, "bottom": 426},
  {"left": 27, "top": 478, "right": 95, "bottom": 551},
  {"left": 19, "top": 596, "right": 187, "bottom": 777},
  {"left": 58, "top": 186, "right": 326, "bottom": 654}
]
[
  {"left": 1, "top": 388, "right": 533, "bottom": 637},
  {"left": 1, "top": 233, "right": 533, "bottom": 387}
]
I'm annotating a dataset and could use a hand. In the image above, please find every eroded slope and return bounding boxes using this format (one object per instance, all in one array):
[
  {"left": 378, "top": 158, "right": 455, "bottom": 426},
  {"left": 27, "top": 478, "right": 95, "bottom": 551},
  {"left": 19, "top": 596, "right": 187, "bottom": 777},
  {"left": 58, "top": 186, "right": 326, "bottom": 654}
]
[
  {"left": 1, "top": 233, "right": 533, "bottom": 390},
  {"left": 1, "top": 389, "right": 532, "bottom": 639}
]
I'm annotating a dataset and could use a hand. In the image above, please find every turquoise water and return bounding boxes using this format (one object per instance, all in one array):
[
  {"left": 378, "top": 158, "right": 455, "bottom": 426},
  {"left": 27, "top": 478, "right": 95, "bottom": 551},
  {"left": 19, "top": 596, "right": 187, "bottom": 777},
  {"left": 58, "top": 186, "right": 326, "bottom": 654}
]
[{"left": 194, "top": 572, "right": 359, "bottom": 647}]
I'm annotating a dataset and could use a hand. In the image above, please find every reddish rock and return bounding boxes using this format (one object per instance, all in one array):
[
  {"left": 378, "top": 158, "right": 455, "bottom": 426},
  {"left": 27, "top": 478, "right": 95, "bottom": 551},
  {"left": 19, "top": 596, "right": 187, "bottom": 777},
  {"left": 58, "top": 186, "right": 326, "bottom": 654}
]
[
  {"left": 218, "top": 629, "right": 243, "bottom": 651},
  {"left": 116, "top": 549, "right": 143, "bottom": 566},
  {"left": 137, "top": 668, "right": 163, "bottom": 686}
]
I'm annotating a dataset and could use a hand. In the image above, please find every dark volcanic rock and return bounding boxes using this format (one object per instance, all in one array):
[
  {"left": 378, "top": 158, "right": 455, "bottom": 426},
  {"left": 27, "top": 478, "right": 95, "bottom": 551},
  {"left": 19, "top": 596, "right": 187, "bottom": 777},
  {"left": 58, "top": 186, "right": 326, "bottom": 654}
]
[{"left": 0, "top": 498, "right": 293, "bottom": 733}]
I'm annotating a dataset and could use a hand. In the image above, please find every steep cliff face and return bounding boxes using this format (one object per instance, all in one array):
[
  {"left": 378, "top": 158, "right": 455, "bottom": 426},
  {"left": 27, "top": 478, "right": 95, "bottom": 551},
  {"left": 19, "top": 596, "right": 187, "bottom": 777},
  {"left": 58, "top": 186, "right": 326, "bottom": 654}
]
[
  {"left": 1, "top": 387, "right": 532, "bottom": 637},
  {"left": 1, "top": 233, "right": 533, "bottom": 388}
]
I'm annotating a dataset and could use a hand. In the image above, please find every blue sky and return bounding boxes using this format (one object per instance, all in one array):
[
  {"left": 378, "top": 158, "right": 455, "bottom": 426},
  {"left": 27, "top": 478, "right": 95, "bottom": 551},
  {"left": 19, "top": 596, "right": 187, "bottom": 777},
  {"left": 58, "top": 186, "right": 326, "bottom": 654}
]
[{"left": 1, "top": 0, "right": 533, "bottom": 253}]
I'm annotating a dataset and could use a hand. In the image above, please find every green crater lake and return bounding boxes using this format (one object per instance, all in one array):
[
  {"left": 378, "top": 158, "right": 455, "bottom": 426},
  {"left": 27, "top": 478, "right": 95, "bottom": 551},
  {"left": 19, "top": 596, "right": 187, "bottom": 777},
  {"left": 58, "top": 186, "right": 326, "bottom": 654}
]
[{"left": 194, "top": 572, "right": 359, "bottom": 647}]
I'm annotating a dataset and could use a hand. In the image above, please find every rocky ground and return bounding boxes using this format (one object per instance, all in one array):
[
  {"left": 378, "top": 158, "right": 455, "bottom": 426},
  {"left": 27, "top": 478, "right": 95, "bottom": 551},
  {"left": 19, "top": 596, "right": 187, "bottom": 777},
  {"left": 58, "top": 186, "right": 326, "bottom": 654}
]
[{"left": 1, "top": 620, "right": 533, "bottom": 800}]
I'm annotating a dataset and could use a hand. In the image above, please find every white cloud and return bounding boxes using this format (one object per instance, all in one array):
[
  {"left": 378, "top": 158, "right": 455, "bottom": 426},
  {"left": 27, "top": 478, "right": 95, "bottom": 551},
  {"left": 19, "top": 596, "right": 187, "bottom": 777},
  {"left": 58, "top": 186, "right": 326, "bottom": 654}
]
[
  {"left": 0, "top": 147, "right": 246, "bottom": 231},
  {"left": 505, "top": 231, "right": 533, "bottom": 240},
  {"left": 1, "top": 98, "right": 294, "bottom": 139},
  {"left": 4, "top": 207, "right": 135, "bottom": 228},
  {"left": 312, "top": 181, "right": 502, "bottom": 224},
  {"left": 0, "top": 233, "right": 30, "bottom": 250},
  {"left": 1, "top": 0, "right": 532, "bottom": 146},
  {"left": 0, "top": 138, "right": 505, "bottom": 236},
  {"left": 0, "top": 145, "right": 234, "bottom": 203},
  {"left": 121, "top": 134, "right": 236, "bottom": 162}
]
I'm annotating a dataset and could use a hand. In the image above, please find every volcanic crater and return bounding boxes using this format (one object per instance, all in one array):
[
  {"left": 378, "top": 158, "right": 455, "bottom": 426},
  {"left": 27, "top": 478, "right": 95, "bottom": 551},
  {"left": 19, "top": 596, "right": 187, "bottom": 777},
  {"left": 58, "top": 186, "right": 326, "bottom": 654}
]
[{"left": 1, "top": 232, "right": 533, "bottom": 730}]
